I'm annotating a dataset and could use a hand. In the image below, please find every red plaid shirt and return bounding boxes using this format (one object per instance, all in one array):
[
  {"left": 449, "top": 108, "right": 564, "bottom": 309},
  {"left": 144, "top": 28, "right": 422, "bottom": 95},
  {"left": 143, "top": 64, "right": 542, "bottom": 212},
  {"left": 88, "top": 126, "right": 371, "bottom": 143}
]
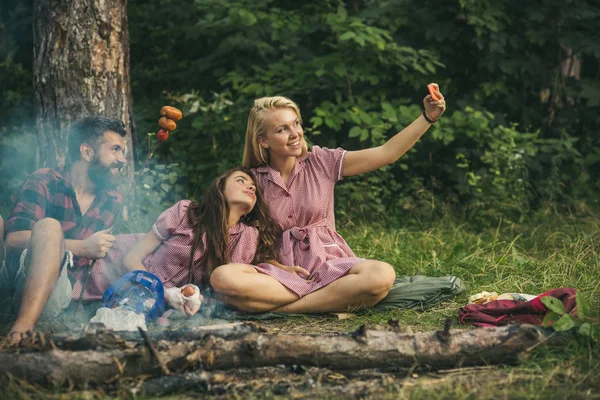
[{"left": 5, "top": 168, "right": 123, "bottom": 279}]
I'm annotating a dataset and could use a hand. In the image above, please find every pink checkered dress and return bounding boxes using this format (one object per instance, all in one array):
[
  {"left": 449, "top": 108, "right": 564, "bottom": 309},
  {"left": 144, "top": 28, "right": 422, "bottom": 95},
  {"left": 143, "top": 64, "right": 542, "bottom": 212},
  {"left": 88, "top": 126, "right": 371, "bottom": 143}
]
[
  {"left": 252, "top": 146, "right": 364, "bottom": 297},
  {"left": 85, "top": 200, "right": 259, "bottom": 300}
]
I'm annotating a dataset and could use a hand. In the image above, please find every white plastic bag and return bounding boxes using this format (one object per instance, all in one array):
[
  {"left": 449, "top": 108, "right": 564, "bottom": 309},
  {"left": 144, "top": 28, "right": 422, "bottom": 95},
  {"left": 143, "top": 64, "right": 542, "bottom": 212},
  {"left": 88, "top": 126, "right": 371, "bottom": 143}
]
[
  {"left": 90, "top": 306, "right": 148, "bottom": 331},
  {"left": 165, "top": 284, "right": 203, "bottom": 315}
]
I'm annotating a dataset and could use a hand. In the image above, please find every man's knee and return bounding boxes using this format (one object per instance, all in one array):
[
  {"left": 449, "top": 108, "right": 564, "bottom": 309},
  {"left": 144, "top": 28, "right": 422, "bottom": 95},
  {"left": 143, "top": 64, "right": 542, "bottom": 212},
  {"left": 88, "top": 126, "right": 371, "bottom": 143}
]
[
  {"left": 362, "top": 261, "right": 396, "bottom": 297},
  {"left": 25, "top": 218, "right": 65, "bottom": 267},
  {"left": 32, "top": 218, "right": 63, "bottom": 237},
  {"left": 31, "top": 218, "right": 64, "bottom": 249}
]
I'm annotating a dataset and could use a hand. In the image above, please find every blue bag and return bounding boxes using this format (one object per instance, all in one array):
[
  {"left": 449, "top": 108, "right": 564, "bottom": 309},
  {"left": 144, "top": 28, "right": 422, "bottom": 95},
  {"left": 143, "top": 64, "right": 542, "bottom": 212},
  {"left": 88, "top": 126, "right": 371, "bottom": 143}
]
[{"left": 102, "top": 270, "right": 166, "bottom": 320}]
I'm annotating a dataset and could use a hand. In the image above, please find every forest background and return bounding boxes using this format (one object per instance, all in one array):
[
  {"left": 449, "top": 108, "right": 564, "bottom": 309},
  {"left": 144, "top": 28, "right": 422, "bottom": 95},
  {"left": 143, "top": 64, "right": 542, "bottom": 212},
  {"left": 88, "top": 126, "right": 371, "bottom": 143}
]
[{"left": 1, "top": 0, "right": 599, "bottom": 226}]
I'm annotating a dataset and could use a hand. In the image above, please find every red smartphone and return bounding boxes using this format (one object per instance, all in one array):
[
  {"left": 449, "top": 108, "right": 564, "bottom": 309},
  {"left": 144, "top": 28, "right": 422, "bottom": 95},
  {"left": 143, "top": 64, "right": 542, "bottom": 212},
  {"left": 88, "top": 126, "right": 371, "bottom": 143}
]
[{"left": 427, "top": 84, "right": 441, "bottom": 101}]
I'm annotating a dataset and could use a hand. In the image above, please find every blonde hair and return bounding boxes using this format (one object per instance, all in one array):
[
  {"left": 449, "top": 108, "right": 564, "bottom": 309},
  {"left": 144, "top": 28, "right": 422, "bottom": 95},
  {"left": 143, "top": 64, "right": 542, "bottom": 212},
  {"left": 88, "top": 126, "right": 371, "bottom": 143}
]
[{"left": 242, "top": 96, "right": 309, "bottom": 168}]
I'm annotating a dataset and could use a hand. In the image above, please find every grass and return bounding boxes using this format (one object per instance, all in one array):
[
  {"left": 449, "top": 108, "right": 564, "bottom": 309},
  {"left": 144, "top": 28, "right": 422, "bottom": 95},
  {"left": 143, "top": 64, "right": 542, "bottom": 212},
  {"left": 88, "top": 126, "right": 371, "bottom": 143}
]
[{"left": 1, "top": 208, "right": 599, "bottom": 399}]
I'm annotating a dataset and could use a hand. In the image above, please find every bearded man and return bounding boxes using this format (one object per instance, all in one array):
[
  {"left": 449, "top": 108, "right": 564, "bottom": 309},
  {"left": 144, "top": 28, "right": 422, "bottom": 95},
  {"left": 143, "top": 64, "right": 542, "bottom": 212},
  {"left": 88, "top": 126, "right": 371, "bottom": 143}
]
[{"left": 1, "top": 116, "right": 127, "bottom": 344}]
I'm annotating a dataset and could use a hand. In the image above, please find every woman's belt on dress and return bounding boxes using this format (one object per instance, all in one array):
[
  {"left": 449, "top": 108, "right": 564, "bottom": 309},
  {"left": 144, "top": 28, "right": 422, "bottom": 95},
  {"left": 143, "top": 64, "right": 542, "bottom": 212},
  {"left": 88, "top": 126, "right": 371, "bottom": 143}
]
[{"left": 280, "top": 219, "right": 331, "bottom": 263}]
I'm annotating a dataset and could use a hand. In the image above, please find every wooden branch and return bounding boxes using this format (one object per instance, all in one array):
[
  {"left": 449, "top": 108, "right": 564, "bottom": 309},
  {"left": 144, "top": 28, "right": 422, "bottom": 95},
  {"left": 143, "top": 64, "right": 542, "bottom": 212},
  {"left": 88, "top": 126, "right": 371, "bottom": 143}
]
[
  {"left": 138, "top": 327, "right": 170, "bottom": 376},
  {"left": 0, "top": 324, "right": 552, "bottom": 387}
]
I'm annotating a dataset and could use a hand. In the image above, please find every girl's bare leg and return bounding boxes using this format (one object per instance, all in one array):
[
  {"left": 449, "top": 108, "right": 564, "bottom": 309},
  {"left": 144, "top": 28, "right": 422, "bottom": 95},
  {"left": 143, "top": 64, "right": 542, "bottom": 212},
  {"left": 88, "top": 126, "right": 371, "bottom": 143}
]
[
  {"left": 210, "top": 260, "right": 395, "bottom": 313},
  {"left": 210, "top": 264, "right": 299, "bottom": 312}
]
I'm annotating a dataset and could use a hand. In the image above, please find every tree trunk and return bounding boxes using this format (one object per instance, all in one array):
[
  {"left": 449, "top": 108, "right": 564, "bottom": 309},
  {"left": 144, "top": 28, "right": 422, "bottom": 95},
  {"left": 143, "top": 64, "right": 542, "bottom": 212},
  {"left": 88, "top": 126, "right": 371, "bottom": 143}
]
[
  {"left": 33, "top": 0, "right": 135, "bottom": 181},
  {"left": 0, "top": 324, "right": 555, "bottom": 387}
]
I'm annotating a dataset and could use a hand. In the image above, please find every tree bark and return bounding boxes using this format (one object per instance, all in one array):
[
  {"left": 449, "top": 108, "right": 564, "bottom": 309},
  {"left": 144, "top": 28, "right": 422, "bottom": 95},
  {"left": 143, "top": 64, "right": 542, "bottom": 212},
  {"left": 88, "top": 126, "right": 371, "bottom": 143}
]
[
  {"left": 33, "top": 0, "right": 135, "bottom": 181},
  {"left": 0, "top": 324, "right": 554, "bottom": 387}
]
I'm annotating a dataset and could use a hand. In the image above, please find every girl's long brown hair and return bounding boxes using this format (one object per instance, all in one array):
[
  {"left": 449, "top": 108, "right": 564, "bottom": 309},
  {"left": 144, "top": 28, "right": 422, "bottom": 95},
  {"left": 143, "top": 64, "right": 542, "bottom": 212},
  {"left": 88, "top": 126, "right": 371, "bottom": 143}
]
[{"left": 186, "top": 167, "right": 280, "bottom": 287}]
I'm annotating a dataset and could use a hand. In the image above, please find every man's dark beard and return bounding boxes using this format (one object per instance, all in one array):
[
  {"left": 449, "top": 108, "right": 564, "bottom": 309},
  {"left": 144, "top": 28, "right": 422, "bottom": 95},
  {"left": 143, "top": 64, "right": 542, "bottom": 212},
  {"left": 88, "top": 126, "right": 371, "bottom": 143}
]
[{"left": 88, "top": 156, "right": 122, "bottom": 189}]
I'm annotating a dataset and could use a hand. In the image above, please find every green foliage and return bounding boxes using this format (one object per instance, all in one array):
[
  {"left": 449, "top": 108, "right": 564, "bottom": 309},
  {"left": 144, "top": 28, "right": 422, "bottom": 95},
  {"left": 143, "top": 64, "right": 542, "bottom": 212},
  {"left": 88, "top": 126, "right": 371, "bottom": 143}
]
[
  {"left": 126, "top": 0, "right": 600, "bottom": 223},
  {"left": 125, "top": 161, "right": 187, "bottom": 232},
  {"left": 541, "top": 294, "right": 600, "bottom": 341},
  {"left": 0, "top": 0, "right": 34, "bottom": 212},
  {"left": 1, "top": 0, "right": 600, "bottom": 222}
]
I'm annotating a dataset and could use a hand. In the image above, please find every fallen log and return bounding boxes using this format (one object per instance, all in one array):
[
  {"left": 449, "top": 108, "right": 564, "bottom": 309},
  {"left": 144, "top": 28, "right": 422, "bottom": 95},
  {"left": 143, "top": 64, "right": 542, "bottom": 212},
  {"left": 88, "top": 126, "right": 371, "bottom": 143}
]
[
  {"left": 135, "top": 371, "right": 210, "bottom": 396},
  {"left": 51, "top": 322, "right": 263, "bottom": 351},
  {"left": 0, "top": 324, "right": 554, "bottom": 387}
]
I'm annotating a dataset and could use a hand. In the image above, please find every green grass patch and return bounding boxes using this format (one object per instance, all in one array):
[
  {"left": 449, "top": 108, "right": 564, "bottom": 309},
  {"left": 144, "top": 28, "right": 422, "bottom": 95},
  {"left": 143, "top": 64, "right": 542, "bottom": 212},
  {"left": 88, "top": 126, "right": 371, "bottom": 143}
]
[{"left": 1, "top": 210, "right": 599, "bottom": 398}]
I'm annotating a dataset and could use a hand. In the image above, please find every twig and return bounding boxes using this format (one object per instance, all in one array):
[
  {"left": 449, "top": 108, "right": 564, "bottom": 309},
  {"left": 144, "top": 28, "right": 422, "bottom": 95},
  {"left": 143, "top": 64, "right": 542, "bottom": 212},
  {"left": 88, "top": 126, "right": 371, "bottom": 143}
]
[
  {"left": 74, "top": 262, "right": 95, "bottom": 317},
  {"left": 139, "top": 142, "right": 161, "bottom": 174},
  {"left": 435, "top": 319, "right": 452, "bottom": 344},
  {"left": 523, "top": 330, "right": 557, "bottom": 353},
  {"left": 106, "top": 355, "right": 126, "bottom": 383},
  {"left": 138, "top": 327, "right": 171, "bottom": 376}
]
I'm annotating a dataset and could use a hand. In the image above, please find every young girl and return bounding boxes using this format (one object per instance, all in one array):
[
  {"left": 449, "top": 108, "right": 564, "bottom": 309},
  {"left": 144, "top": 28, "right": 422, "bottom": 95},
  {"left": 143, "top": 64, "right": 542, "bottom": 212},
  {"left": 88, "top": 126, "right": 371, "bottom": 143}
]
[
  {"left": 210, "top": 84, "right": 446, "bottom": 313},
  {"left": 86, "top": 167, "right": 280, "bottom": 316}
]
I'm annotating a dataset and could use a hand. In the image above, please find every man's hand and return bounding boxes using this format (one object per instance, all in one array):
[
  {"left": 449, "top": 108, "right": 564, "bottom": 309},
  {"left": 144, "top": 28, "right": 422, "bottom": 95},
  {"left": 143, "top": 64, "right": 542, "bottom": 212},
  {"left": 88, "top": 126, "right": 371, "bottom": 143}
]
[{"left": 81, "top": 228, "right": 115, "bottom": 259}]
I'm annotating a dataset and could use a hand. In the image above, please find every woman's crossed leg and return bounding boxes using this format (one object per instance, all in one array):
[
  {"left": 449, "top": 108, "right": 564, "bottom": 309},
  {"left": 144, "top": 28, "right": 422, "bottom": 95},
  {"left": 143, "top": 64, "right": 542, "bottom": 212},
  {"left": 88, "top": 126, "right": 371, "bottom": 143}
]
[{"left": 210, "top": 260, "right": 395, "bottom": 313}]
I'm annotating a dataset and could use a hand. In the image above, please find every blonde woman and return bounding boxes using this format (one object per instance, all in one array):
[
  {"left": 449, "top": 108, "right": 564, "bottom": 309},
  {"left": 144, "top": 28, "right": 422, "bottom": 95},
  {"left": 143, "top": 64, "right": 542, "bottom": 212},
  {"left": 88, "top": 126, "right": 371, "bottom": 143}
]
[{"left": 210, "top": 84, "right": 446, "bottom": 313}]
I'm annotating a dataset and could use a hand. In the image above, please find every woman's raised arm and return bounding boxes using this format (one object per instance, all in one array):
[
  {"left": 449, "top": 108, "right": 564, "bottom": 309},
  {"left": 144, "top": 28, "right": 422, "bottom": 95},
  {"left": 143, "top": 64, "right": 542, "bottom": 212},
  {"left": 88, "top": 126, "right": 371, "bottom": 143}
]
[{"left": 343, "top": 83, "right": 446, "bottom": 177}]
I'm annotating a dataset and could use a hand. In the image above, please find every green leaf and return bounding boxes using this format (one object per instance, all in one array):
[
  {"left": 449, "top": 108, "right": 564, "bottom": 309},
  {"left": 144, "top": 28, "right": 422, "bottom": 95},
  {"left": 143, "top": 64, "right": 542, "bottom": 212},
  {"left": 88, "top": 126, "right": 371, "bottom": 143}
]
[
  {"left": 337, "top": 5, "right": 347, "bottom": 20},
  {"left": 360, "top": 129, "right": 370, "bottom": 141},
  {"left": 359, "top": 112, "right": 373, "bottom": 124},
  {"left": 552, "top": 314, "right": 576, "bottom": 332},
  {"left": 541, "top": 296, "right": 566, "bottom": 315},
  {"left": 349, "top": 112, "right": 361, "bottom": 125},
  {"left": 425, "top": 61, "right": 436, "bottom": 74},
  {"left": 542, "top": 311, "right": 561, "bottom": 328},
  {"left": 348, "top": 126, "right": 362, "bottom": 138},
  {"left": 324, "top": 118, "right": 337, "bottom": 129},
  {"left": 578, "top": 322, "right": 592, "bottom": 337},
  {"left": 311, "top": 116, "right": 323, "bottom": 127},
  {"left": 339, "top": 32, "right": 356, "bottom": 41},
  {"left": 381, "top": 102, "right": 397, "bottom": 122},
  {"left": 576, "top": 292, "right": 590, "bottom": 320},
  {"left": 237, "top": 9, "right": 257, "bottom": 26},
  {"left": 333, "top": 64, "right": 347, "bottom": 77}
]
